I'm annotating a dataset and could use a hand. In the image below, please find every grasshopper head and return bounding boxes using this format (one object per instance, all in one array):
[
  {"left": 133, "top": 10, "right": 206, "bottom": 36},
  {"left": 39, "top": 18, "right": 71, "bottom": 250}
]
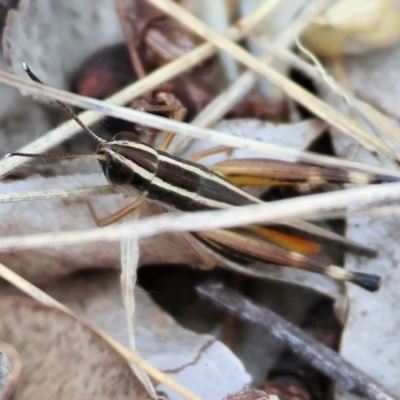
[{"left": 97, "top": 132, "right": 159, "bottom": 193}]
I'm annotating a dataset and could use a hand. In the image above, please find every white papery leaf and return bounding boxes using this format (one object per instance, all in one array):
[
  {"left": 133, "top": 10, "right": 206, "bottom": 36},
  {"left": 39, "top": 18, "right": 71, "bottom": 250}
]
[{"left": 322, "top": 49, "right": 400, "bottom": 396}]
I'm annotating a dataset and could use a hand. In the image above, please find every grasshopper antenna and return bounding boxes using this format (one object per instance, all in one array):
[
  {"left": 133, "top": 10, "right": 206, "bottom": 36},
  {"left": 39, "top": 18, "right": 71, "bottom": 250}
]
[{"left": 22, "top": 62, "right": 106, "bottom": 145}]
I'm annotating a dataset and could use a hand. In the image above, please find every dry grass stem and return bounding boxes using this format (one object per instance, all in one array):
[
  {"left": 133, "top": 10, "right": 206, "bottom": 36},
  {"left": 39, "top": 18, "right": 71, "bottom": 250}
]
[
  {"left": 120, "top": 237, "right": 140, "bottom": 351},
  {"left": 0, "top": 181, "right": 399, "bottom": 252},
  {"left": 295, "top": 37, "right": 394, "bottom": 148},
  {"left": 300, "top": 205, "right": 400, "bottom": 221},
  {"left": 1, "top": 71, "right": 399, "bottom": 179},
  {"left": 0, "top": 0, "right": 279, "bottom": 178},
  {"left": 0, "top": 185, "right": 116, "bottom": 204},
  {"left": 2, "top": 3, "right": 397, "bottom": 398},
  {"left": 232, "top": 0, "right": 285, "bottom": 35},
  {"left": 120, "top": 237, "right": 157, "bottom": 398},
  {"left": 145, "top": 0, "right": 399, "bottom": 162},
  {"left": 176, "top": 0, "right": 331, "bottom": 154},
  {"left": 253, "top": 39, "right": 400, "bottom": 149}
]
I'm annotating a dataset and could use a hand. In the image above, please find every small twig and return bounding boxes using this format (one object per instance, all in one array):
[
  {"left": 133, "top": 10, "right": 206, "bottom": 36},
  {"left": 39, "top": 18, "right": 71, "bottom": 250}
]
[{"left": 196, "top": 282, "right": 398, "bottom": 400}]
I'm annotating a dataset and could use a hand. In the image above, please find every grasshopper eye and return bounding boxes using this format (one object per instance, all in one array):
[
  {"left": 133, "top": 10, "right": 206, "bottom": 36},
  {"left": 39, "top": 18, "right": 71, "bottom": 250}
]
[
  {"left": 113, "top": 131, "right": 141, "bottom": 142},
  {"left": 105, "top": 155, "right": 135, "bottom": 185}
]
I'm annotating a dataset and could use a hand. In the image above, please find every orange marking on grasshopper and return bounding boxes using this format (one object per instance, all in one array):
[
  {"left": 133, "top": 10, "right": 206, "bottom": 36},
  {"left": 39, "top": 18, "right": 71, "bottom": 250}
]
[{"left": 247, "top": 226, "right": 321, "bottom": 257}]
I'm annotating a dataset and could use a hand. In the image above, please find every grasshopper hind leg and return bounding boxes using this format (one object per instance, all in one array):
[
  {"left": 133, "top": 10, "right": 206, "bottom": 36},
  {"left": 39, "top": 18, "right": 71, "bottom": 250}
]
[
  {"left": 349, "top": 272, "right": 381, "bottom": 292},
  {"left": 323, "top": 265, "right": 380, "bottom": 292},
  {"left": 194, "top": 229, "right": 381, "bottom": 292}
]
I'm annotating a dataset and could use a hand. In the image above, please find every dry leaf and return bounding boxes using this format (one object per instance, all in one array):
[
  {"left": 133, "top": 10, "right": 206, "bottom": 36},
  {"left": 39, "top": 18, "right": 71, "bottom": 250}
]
[
  {"left": 320, "top": 63, "right": 400, "bottom": 397},
  {"left": 224, "top": 389, "right": 276, "bottom": 400},
  {"left": 336, "top": 39, "right": 400, "bottom": 123},
  {"left": 181, "top": 118, "right": 326, "bottom": 165},
  {"left": 0, "top": 173, "right": 201, "bottom": 283},
  {"left": 303, "top": 0, "right": 400, "bottom": 57},
  {"left": 0, "top": 296, "right": 151, "bottom": 400},
  {"left": 0, "top": 47, "right": 53, "bottom": 159},
  {"left": 1, "top": 270, "right": 252, "bottom": 400},
  {"left": 333, "top": 130, "right": 400, "bottom": 398},
  {"left": 0, "top": 2, "right": 387, "bottom": 397}
]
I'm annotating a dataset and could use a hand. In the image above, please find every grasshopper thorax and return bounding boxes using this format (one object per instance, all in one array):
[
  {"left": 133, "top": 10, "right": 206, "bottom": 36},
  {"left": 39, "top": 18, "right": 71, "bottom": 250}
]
[{"left": 96, "top": 132, "right": 159, "bottom": 194}]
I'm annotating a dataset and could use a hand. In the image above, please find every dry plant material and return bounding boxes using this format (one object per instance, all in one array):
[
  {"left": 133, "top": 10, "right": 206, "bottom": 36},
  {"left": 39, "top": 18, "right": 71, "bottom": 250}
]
[
  {"left": 319, "top": 50, "right": 400, "bottom": 396},
  {"left": 0, "top": 74, "right": 396, "bottom": 291},
  {"left": 0, "top": 296, "right": 152, "bottom": 400},
  {"left": 0, "top": 2, "right": 396, "bottom": 396},
  {"left": 259, "top": 38, "right": 400, "bottom": 157},
  {"left": 197, "top": 282, "right": 398, "bottom": 400},
  {"left": 145, "top": 0, "right": 399, "bottom": 163},
  {"left": 43, "top": 270, "right": 251, "bottom": 399},
  {"left": 73, "top": 39, "right": 279, "bottom": 126},
  {"left": 0, "top": 268, "right": 251, "bottom": 399},
  {"left": 0, "top": 0, "right": 287, "bottom": 179},
  {"left": 0, "top": 173, "right": 202, "bottom": 283},
  {"left": 3, "top": 178, "right": 400, "bottom": 280},
  {"left": 302, "top": 0, "right": 400, "bottom": 57},
  {"left": 265, "top": 377, "right": 312, "bottom": 400},
  {"left": 224, "top": 389, "right": 276, "bottom": 400},
  {"left": 138, "top": 8, "right": 203, "bottom": 70},
  {"left": 175, "top": 0, "right": 330, "bottom": 147},
  {"left": 2, "top": 65, "right": 400, "bottom": 179},
  {"left": 333, "top": 38, "right": 400, "bottom": 124},
  {"left": 72, "top": 42, "right": 219, "bottom": 122},
  {"left": 2, "top": 1, "right": 390, "bottom": 398},
  {"left": 0, "top": 263, "right": 208, "bottom": 400},
  {"left": 73, "top": 44, "right": 137, "bottom": 102},
  {"left": 264, "top": 300, "right": 342, "bottom": 400}
]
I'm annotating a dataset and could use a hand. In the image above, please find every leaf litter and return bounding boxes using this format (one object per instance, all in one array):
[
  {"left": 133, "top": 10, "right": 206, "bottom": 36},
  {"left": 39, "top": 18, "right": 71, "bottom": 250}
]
[
  {"left": 0, "top": 0, "right": 400, "bottom": 399},
  {"left": 318, "top": 39, "right": 400, "bottom": 397},
  {"left": 0, "top": 269, "right": 252, "bottom": 400},
  {"left": 0, "top": 296, "right": 153, "bottom": 400}
]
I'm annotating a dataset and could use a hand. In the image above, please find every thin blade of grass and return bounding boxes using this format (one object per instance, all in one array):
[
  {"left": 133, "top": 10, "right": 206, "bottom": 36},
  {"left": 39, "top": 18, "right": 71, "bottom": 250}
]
[
  {"left": 0, "top": 182, "right": 399, "bottom": 251},
  {"left": 145, "top": 0, "right": 399, "bottom": 162},
  {"left": 0, "top": 0, "right": 280, "bottom": 178},
  {"left": 1, "top": 72, "right": 399, "bottom": 179}
]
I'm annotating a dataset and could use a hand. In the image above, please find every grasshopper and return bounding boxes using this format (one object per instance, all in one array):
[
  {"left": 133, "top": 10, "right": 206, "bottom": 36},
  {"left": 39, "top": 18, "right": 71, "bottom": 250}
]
[{"left": 8, "top": 64, "right": 387, "bottom": 292}]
